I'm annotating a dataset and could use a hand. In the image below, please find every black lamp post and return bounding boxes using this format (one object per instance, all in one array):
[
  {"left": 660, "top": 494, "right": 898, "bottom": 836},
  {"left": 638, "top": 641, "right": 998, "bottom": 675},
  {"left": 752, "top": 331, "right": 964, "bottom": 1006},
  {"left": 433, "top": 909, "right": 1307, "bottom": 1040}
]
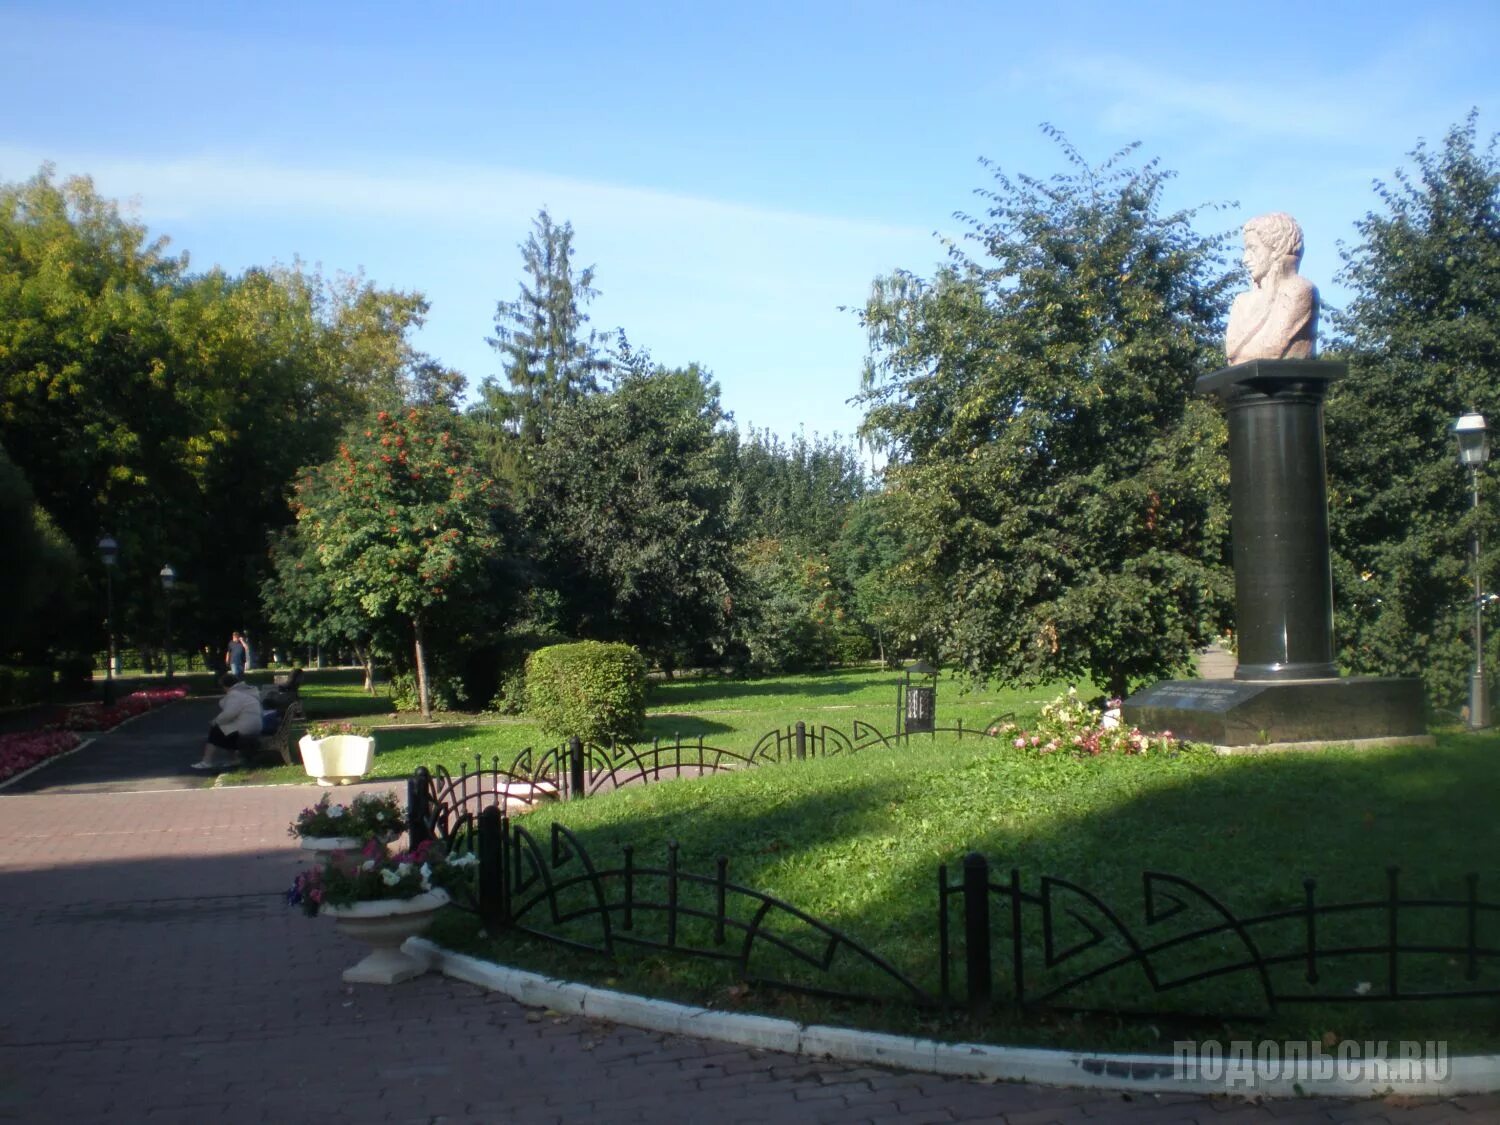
[
  {"left": 159, "top": 564, "right": 177, "bottom": 681},
  {"left": 1455, "top": 413, "right": 1490, "bottom": 729},
  {"left": 98, "top": 535, "right": 119, "bottom": 705}
]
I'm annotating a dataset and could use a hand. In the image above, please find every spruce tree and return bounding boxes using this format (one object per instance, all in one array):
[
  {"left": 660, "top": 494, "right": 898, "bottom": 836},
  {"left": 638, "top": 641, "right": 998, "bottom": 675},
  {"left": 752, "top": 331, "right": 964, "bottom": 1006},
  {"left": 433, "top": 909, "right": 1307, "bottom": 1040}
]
[{"left": 485, "top": 209, "right": 609, "bottom": 440}]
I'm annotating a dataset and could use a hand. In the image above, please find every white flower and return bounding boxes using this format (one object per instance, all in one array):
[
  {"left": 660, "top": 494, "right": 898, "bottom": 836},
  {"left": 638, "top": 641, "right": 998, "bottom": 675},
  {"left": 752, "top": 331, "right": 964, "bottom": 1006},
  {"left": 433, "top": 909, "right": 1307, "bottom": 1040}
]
[
  {"left": 380, "top": 868, "right": 400, "bottom": 886},
  {"left": 1354, "top": 981, "right": 1372, "bottom": 995},
  {"left": 361, "top": 859, "right": 376, "bottom": 872},
  {"left": 450, "top": 853, "right": 478, "bottom": 868},
  {"left": 420, "top": 863, "right": 432, "bottom": 880},
  {"left": 397, "top": 862, "right": 412, "bottom": 877},
  {"left": 328, "top": 805, "right": 346, "bottom": 819}
]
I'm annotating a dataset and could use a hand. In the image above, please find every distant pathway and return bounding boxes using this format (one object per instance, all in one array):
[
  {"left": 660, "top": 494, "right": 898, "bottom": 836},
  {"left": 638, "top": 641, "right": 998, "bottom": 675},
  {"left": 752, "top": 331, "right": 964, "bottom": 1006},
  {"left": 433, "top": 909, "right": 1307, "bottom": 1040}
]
[{"left": 0, "top": 706, "right": 1491, "bottom": 1121}]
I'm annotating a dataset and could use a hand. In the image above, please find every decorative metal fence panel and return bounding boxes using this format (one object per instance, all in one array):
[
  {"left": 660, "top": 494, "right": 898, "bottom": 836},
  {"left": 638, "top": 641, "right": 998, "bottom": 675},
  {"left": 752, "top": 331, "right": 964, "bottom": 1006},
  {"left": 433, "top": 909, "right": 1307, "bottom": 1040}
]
[
  {"left": 405, "top": 718, "right": 1497, "bottom": 1024},
  {"left": 472, "top": 807, "right": 935, "bottom": 1007},
  {"left": 938, "top": 853, "right": 1500, "bottom": 1020}
]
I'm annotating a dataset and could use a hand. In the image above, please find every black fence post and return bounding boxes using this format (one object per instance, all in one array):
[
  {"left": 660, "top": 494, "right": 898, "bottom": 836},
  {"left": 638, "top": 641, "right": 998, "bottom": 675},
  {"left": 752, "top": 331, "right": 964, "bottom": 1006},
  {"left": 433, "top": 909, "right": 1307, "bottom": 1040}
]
[
  {"left": 478, "top": 806, "right": 506, "bottom": 929},
  {"left": 963, "top": 851, "right": 992, "bottom": 1014},
  {"left": 408, "top": 766, "right": 432, "bottom": 849},
  {"left": 568, "top": 735, "right": 585, "bottom": 800},
  {"left": 795, "top": 721, "right": 806, "bottom": 760}
]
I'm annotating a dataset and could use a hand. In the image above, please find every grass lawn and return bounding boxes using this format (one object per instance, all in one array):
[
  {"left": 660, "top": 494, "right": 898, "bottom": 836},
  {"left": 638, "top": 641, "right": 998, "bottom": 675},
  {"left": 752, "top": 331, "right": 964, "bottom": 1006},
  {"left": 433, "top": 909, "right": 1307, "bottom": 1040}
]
[
  {"left": 424, "top": 726, "right": 1500, "bottom": 1053},
  {"left": 246, "top": 665, "right": 1499, "bottom": 1053},
  {"left": 225, "top": 666, "right": 1073, "bottom": 786}
]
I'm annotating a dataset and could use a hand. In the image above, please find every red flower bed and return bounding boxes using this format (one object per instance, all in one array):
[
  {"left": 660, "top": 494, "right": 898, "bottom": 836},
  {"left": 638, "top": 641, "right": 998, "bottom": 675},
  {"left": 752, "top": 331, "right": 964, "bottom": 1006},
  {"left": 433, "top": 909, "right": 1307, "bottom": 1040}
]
[
  {"left": 0, "top": 730, "right": 82, "bottom": 782},
  {"left": 0, "top": 686, "right": 190, "bottom": 783}
]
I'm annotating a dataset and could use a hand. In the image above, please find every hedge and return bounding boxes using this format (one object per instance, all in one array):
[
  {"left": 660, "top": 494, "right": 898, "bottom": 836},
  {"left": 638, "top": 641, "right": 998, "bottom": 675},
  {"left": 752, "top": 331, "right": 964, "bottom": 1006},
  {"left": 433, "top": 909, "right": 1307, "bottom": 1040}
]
[{"left": 524, "top": 642, "right": 647, "bottom": 745}]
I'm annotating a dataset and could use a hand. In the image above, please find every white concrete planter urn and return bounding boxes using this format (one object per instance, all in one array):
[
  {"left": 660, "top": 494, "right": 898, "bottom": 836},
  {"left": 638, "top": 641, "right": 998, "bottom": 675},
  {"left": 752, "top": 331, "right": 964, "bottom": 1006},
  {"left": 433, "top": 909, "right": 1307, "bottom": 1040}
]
[
  {"left": 322, "top": 888, "right": 449, "bottom": 984},
  {"left": 298, "top": 733, "right": 375, "bottom": 786},
  {"left": 297, "top": 835, "right": 365, "bottom": 861}
]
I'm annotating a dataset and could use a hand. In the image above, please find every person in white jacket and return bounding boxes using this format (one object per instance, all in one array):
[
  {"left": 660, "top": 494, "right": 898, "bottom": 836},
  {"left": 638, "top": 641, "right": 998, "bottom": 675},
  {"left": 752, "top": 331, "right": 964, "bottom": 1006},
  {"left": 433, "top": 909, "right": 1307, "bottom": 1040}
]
[{"left": 191, "top": 675, "right": 264, "bottom": 770}]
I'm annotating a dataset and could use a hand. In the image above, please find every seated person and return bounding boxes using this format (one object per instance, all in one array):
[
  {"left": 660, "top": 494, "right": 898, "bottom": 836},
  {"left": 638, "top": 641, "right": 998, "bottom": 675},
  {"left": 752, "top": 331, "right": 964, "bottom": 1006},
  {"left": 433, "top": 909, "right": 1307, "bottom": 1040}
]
[{"left": 191, "top": 675, "right": 264, "bottom": 771}]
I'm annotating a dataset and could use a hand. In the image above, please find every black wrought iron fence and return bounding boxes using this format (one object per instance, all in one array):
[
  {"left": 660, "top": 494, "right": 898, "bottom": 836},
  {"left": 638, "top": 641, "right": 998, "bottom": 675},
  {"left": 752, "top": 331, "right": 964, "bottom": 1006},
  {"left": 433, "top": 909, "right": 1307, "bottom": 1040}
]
[
  {"left": 939, "top": 853, "right": 1500, "bottom": 1020},
  {"left": 461, "top": 806, "right": 935, "bottom": 1007},
  {"left": 408, "top": 718, "right": 1013, "bottom": 845},
  {"left": 403, "top": 718, "right": 1498, "bottom": 1023}
]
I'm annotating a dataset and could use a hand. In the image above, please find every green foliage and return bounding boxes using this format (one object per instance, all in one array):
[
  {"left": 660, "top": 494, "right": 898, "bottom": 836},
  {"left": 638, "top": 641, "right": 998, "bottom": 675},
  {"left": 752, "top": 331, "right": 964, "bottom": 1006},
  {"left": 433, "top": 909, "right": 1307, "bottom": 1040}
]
[
  {"left": 1327, "top": 113, "right": 1500, "bottom": 706},
  {"left": 484, "top": 209, "right": 609, "bottom": 444},
  {"left": 488, "top": 665, "right": 528, "bottom": 716},
  {"left": 527, "top": 363, "right": 737, "bottom": 670},
  {"left": 281, "top": 406, "right": 503, "bottom": 717},
  {"left": 726, "top": 429, "right": 868, "bottom": 547},
  {"left": 388, "top": 669, "right": 464, "bottom": 714},
  {"left": 0, "top": 665, "right": 52, "bottom": 707},
  {"left": 857, "top": 131, "right": 1236, "bottom": 697},
  {"left": 731, "top": 537, "right": 856, "bottom": 673},
  {"left": 0, "top": 167, "right": 450, "bottom": 662},
  {"left": 525, "top": 641, "right": 647, "bottom": 744},
  {"left": 0, "top": 441, "right": 81, "bottom": 659}
]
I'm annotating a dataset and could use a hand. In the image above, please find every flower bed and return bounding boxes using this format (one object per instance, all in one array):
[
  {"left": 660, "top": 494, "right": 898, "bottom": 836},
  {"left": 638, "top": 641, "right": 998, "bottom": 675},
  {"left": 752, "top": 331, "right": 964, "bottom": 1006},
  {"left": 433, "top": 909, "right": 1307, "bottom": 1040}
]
[
  {"left": 0, "top": 686, "right": 190, "bottom": 782},
  {"left": 0, "top": 729, "right": 83, "bottom": 782},
  {"left": 988, "top": 687, "right": 1179, "bottom": 756}
]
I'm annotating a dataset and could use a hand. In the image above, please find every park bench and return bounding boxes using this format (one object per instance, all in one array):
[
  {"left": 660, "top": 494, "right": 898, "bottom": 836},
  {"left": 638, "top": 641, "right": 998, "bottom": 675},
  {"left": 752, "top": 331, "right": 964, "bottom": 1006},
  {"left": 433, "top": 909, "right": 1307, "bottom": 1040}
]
[{"left": 243, "top": 699, "right": 305, "bottom": 766}]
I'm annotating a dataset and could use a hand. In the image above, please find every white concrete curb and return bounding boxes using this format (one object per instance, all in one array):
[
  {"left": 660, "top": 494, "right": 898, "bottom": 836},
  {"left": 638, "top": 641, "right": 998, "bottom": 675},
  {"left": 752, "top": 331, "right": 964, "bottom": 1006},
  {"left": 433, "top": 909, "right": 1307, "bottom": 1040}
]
[
  {"left": 0, "top": 696, "right": 193, "bottom": 792},
  {"left": 406, "top": 939, "right": 1500, "bottom": 1099}
]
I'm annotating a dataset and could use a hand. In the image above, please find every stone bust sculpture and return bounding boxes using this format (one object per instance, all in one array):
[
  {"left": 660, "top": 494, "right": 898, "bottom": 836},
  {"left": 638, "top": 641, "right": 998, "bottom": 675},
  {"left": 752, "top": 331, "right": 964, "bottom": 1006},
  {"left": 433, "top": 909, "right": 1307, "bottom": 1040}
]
[{"left": 1224, "top": 212, "right": 1319, "bottom": 365}]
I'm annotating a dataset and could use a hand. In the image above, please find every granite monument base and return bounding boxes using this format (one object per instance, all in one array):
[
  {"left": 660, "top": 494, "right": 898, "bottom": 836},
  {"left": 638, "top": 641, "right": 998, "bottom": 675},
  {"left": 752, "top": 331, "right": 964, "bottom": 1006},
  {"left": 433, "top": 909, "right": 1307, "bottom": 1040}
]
[{"left": 1122, "top": 676, "right": 1429, "bottom": 751}]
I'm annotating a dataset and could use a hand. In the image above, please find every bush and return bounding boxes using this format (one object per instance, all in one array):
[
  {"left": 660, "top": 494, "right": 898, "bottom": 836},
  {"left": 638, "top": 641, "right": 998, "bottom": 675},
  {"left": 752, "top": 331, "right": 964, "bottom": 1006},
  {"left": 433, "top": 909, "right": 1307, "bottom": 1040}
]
[
  {"left": 525, "top": 642, "right": 647, "bottom": 745},
  {"left": 0, "top": 665, "right": 52, "bottom": 708},
  {"left": 388, "top": 670, "right": 465, "bottom": 714},
  {"left": 488, "top": 666, "right": 528, "bottom": 715}
]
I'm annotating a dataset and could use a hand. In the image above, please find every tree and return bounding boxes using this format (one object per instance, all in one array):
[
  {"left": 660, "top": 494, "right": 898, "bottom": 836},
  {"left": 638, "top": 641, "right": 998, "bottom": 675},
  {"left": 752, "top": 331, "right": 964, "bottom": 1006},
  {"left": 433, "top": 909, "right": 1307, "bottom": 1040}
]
[
  {"left": 0, "top": 167, "right": 452, "bottom": 664},
  {"left": 485, "top": 209, "right": 609, "bottom": 443},
  {"left": 526, "top": 363, "right": 736, "bottom": 671},
  {"left": 285, "top": 407, "right": 500, "bottom": 717},
  {"left": 857, "top": 132, "right": 1236, "bottom": 698},
  {"left": 0, "top": 441, "right": 81, "bottom": 660},
  {"left": 1326, "top": 113, "right": 1500, "bottom": 706}
]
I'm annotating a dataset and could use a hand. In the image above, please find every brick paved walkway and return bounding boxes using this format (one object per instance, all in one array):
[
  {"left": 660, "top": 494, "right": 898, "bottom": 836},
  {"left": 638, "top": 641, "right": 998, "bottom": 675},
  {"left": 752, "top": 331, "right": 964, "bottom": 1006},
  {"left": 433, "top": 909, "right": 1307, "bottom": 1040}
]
[{"left": 0, "top": 704, "right": 1494, "bottom": 1123}]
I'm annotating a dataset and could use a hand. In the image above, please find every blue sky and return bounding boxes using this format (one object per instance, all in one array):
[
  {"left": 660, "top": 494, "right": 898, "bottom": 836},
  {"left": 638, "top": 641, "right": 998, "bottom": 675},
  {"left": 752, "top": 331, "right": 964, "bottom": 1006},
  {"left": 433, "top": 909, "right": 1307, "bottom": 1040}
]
[{"left": 3, "top": 1, "right": 1496, "bottom": 444}]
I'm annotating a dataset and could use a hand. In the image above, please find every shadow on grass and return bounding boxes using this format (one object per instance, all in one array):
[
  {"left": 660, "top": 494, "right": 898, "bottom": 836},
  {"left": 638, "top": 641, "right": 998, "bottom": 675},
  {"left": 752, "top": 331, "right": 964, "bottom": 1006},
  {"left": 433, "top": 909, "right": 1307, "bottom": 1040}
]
[
  {"left": 638, "top": 715, "right": 735, "bottom": 740},
  {"left": 471, "top": 730, "right": 1500, "bottom": 1052},
  {"left": 648, "top": 668, "right": 892, "bottom": 708}
]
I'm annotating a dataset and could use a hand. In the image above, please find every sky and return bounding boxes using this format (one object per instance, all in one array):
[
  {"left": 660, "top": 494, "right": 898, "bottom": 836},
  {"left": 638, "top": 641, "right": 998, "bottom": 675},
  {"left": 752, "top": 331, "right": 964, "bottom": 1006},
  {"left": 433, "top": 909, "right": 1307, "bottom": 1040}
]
[{"left": 2, "top": 1, "right": 1496, "bottom": 444}]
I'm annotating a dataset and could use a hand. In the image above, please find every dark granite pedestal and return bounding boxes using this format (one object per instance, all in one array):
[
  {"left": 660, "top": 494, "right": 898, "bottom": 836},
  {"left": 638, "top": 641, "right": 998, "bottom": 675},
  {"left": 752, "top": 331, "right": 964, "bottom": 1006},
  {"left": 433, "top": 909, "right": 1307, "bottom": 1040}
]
[
  {"left": 1125, "top": 676, "right": 1429, "bottom": 750},
  {"left": 1123, "top": 358, "right": 1431, "bottom": 750}
]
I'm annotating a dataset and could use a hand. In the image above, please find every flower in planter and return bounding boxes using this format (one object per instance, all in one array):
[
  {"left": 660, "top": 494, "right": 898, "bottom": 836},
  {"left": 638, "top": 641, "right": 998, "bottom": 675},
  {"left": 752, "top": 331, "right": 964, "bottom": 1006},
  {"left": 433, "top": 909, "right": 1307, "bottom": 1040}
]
[
  {"left": 305, "top": 720, "right": 373, "bottom": 741},
  {"left": 288, "top": 790, "right": 407, "bottom": 841},
  {"left": 286, "top": 838, "right": 475, "bottom": 917}
]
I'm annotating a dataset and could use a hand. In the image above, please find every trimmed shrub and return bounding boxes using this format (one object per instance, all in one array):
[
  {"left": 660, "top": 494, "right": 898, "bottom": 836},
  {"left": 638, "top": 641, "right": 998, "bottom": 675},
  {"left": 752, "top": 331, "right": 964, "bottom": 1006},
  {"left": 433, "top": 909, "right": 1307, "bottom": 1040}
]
[{"left": 525, "top": 642, "right": 647, "bottom": 745}]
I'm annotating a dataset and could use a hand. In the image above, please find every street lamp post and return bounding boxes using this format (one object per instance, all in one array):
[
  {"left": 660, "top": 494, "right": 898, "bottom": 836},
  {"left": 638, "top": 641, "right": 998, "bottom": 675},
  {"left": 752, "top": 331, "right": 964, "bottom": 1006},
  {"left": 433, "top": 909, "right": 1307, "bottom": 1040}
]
[
  {"left": 1455, "top": 413, "right": 1490, "bottom": 729},
  {"left": 159, "top": 564, "right": 177, "bottom": 681},
  {"left": 98, "top": 535, "right": 119, "bottom": 706}
]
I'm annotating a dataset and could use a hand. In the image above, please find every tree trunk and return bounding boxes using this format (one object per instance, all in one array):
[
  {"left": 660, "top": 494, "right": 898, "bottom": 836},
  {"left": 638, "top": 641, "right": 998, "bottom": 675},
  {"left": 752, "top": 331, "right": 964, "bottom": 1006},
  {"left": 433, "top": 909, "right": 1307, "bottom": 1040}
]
[
  {"left": 353, "top": 643, "right": 375, "bottom": 694},
  {"left": 412, "top": 616, "right": 431, "bottom": 720}
]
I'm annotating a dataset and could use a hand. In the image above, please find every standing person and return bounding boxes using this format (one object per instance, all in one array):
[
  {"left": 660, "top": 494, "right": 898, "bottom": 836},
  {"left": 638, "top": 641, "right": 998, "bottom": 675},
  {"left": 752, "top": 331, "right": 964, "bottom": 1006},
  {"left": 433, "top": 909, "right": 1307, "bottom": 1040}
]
[
  {"left": 225, "top": 632, "right": 247, "bottom": 680},
  {"left": 191, "top": 675, "right": 262, "bottom": 770}
]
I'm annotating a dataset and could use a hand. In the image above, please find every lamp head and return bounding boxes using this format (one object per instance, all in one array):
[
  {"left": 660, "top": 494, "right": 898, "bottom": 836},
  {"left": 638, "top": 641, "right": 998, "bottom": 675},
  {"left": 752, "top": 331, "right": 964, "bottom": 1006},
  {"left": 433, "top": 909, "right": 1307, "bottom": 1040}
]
[
  {"left": 159, "top": 564, "right": 177, "bottom": 591},
  {"left": 1455, "top": 413, "right": 1490, "bottom": 467},
  {"left": 98, "top": 535, "right": 119, "bottom": 568}
]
